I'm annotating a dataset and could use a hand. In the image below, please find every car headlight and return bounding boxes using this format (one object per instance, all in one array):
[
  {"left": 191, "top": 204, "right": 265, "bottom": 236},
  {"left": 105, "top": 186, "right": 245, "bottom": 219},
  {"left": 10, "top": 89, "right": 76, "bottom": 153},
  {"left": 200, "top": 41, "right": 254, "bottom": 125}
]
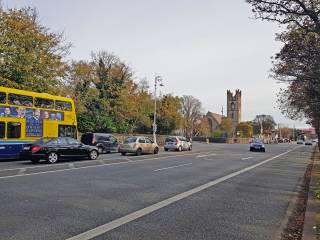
[{"left": 262, "top": 145, "right": 265, "bottom": 148}]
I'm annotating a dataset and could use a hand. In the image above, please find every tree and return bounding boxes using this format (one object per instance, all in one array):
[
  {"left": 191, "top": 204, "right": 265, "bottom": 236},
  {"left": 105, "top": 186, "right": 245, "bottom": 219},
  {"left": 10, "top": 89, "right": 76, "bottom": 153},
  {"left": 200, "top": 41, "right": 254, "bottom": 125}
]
[
  {"left": 236, "top": 122, "right": 253, "bottom": 138},
  {"left": 115, "top": 80, "right": 153, "bottom": 133},
  {"left": 67, "top": 51, "right": 136, "bottom": 133},
  {"left": 252, "top": 115, "right": 276, "bottom": 135},
  {"left": 275, "top": 29, "right": 320, "bottom": 144},
  {"left": 193, "top": 117, "right": 211, "bottom": 137},
  {"left": 247, "top": 0, "right": 320, "bottom": 147},
  {"left": 246, "top": 0, "right": 320, "bottom": 33},
  {"left": 218, "top": 117, "right": 233, "bottom": 137},
  {"left": 0, "top": 6, "right": 70, "bottom": 93},
  {"left": 279, "top": 126, "right": 293, "bottom": 139},
  {"left": 180, "top": 95, "right": 203, "bottom": 138},
  {"left": 157, "top": 95, "right": 182, "bottom": 135}
]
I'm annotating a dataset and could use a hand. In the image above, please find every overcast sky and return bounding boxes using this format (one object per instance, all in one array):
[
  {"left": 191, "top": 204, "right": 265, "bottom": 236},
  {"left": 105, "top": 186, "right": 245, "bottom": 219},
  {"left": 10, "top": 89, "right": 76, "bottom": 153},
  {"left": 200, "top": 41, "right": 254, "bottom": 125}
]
[{"left": 4, "top": 0, "right": 309, "bottom": 128}]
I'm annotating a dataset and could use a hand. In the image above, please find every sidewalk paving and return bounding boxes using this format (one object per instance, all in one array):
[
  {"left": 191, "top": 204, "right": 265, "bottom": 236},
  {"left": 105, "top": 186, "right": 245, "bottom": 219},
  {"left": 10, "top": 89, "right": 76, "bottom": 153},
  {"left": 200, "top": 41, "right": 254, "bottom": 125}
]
[{"left": 303, "top": 148, "right": 320, "bottom": 240}]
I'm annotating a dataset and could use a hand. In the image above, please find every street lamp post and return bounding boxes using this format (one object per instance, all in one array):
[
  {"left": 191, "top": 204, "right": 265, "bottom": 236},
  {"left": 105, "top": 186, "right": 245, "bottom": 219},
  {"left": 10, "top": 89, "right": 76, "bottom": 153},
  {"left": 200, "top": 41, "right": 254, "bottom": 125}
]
[{"left": 153, "top": 75, "right": 163, "bottom": 143}]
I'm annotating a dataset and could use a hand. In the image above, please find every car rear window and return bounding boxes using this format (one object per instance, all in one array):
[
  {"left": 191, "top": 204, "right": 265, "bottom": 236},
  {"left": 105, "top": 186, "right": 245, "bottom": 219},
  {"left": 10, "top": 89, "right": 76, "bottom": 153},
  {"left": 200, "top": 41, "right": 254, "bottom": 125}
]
[
  {"left": 165, "top": 137, "right": 176, "bottom": 142},
  {"left": 81, "top": 133, "right": 93, "bottom": 145}
]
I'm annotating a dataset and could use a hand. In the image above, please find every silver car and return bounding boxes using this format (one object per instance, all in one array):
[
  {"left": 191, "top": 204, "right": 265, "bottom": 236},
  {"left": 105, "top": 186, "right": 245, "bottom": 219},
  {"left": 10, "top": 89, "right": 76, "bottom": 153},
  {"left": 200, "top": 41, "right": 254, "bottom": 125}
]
[
  {"left": 119, "top": 136, "right": 159, "bottom": 156},
  {"left": 164, "top": 136, "right": 192, "bottom": 152}
]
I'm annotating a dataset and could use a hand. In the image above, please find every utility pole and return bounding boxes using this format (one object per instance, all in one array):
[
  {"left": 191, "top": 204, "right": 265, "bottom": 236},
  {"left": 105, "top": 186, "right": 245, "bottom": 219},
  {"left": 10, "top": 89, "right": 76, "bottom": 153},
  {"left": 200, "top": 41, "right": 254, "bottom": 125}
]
[
  {"left": 153, "top": 75, "right": 163, "bottom": 143},
  {"left": 293, "top": 124, "right": 295, "bottom": 141}
]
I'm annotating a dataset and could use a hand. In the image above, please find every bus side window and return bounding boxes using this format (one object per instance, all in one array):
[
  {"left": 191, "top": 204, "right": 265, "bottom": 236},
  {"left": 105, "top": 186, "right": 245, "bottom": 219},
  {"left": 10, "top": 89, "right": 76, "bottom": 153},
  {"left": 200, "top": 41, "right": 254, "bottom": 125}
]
[
  {"left": 58, "top": 125, "right": 76, "bottom": 138},
  {"left": 0, "top": 122, "right": 5, "bottom": 138},
  {"left": 7, "top": 122, "right": 21, "bottom": 138},
  {"left": 0, "top": 92, "right": 6, "bottom": 104},
  {"left": 55, "top": 100, "right": 72, "bottom": 111},
  {"left": 8, "top": 94, "right": 33, "bottom": 107},
  {"left": 35, "top": 98, "right": 54, "bottom": 109}
]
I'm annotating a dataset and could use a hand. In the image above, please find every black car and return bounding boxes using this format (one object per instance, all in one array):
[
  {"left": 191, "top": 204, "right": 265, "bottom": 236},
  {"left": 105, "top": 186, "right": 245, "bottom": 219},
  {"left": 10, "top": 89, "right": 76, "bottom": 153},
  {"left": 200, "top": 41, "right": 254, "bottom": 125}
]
[
  {"left": 21, "top": 137, "right": 99, "bottom": 164},
  {"left": 249, "top": 139, "right": 266, "bottom": 152},
  {"left": 81, "top": 133, "right": 119, "bottom": 154}
]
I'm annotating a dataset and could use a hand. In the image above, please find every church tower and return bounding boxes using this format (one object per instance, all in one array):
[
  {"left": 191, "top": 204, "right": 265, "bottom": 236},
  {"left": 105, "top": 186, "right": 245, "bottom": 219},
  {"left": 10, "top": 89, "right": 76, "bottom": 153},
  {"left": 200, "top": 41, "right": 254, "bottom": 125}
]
[{"left": 227, "top": 89, "right": 242, "bottom": 127}]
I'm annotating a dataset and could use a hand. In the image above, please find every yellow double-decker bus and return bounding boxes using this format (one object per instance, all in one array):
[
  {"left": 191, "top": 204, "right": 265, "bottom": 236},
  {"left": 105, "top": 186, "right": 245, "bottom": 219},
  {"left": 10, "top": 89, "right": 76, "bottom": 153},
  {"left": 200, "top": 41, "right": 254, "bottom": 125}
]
[{"left": 0, "top": 87, "right": 77, "bottom": 159}]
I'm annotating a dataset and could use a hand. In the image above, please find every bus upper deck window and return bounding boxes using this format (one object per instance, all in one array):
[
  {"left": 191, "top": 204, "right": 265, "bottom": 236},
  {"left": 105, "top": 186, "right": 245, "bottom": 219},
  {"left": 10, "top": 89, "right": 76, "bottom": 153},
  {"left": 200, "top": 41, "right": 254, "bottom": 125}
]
[
  {"left": 35, "top": 98, "right": 54, "bottom": 109},
  {"left": 0, "top": 122, "right": 5, "bottom": 138},
  {"left": 0, "top": 92, "right": 6, "bottom": 104},
  {"left": 55, "top": 101, "right": 72, "bottom": 111},
  {"left": 9, "top": 94, "right": 33, "bottom": 107},
  {"left": 7, "top": 122, "right": 21, "bottom": 139}
]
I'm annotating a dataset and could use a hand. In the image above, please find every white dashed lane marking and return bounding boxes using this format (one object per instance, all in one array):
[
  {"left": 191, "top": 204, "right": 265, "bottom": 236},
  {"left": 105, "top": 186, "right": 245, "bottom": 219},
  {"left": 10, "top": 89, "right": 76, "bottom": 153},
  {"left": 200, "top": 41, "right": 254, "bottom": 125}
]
[{"left": 153, "top": 163, "right": 193, "bottom": 172}]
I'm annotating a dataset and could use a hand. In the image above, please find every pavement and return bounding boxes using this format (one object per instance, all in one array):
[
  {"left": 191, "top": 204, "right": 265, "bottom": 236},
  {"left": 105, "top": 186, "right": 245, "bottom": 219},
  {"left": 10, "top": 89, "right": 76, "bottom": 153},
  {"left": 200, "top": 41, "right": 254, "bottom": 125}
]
[{"left": 0, "top": 142, "right": 314, "bottom": 240}]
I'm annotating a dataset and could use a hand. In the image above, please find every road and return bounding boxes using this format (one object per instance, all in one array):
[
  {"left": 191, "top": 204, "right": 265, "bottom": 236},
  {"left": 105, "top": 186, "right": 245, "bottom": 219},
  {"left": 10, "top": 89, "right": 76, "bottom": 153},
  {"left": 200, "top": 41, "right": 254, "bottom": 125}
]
[{"left": 0, "top": 142, "right": 314, "bottom": 240}]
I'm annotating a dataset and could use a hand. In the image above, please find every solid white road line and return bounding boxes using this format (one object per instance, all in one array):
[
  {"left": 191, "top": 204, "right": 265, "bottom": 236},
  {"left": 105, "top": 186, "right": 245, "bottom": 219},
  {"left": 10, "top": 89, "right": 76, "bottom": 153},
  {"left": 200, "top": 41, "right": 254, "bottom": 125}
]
[
  {"left": 17, "top": 168, "right": 26, "bottom": 175},
  {"left": 241, "top": 157, "right": 253, "bottom": 160},
  {"left": 196, "top": 153, "right": 217, "bottom": 158},
  {"left": 66, "top": 146, "right": 301, "bottom": 240},
  {"left": 153, "top": 163, "right": 192, "bottom": 172}
]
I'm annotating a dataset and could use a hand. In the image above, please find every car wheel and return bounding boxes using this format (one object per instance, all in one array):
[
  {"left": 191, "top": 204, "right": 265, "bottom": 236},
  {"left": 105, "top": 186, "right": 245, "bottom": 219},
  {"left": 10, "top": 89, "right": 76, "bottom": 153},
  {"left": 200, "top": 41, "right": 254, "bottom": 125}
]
[
  {"left": 89, "top": 150, "right": 99, "bottom": 160},
  {"left": 154, "top": 147, "right": 159, "bottom": 154},
  {"left": 30, "top": 159, "right": 40, "bottom": 164},
  {"left": 262, "top": 149, "right": 266, "bottom": 152},
  {"left": 47, "top": 152, "right": 58, "bottom": 164},
  {"left": 121, "top": 152, "right": 126, "bottom": 156},
  {"left": 164, "top": 148, "right": 168, "bottom": 152},
  {"left": 189, "top": 145, "right": 192, "bottom": 151},
  {"left": 178, "top": 146, "right": 182, "bottom": 152},
  {"left": 98, "top": 146, "right": 104, "bottom": 154},
  {"left": 136, "top": 148, "right": 142, "bottom": 156}
]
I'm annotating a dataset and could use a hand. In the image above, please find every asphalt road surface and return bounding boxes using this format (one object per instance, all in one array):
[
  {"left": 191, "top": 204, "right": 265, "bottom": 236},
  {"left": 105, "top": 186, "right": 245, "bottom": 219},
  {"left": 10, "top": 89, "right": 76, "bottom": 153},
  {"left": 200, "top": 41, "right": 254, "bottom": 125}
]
[{"left": 0, "top": 142, "right": 314, "bottom": 240}]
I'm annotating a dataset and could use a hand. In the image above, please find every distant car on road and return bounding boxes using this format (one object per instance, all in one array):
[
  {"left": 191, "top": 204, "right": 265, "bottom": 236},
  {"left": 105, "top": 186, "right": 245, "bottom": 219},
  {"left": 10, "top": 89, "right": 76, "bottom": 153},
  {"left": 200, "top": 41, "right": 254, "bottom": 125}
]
[
  {"left": 312, "top": 139, "right": 318, "bottom": 143},
  {"left": 21, "top": 137, "right": 99, "bottom": 164},
  {"left": 119, "top": 136, "right": 159, "bottom": 156},
  {"left": 80, "top": 133, "right": 119, "bottom": 154},
  {"left": 250, "top": 139, "right": 265, "bottom": 152},
  {"left": 305, "top": 140, "right": 313, "bottom": 146},
  {"left": 297, "top": 139, "right": 304, "bottom": 144},
  {"left": 164, "top": 136, "right": 192, "bottom": 152}
]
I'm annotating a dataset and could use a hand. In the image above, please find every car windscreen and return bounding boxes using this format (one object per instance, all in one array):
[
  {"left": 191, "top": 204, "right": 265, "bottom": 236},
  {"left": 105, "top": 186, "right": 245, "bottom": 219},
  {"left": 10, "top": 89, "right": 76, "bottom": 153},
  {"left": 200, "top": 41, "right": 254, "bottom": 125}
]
[{"left": 124, "top": 137, "right": 137, "bottom": 144}]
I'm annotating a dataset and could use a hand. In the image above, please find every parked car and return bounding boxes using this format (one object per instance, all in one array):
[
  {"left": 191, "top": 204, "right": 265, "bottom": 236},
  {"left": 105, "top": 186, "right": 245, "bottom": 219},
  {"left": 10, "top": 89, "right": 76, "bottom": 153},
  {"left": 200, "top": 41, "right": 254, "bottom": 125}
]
[
  {"left": 312, "top": 139, "right": 318, "bottom": 143},
  {"left": 119, "top": 136, "right": 159, "bottom": 156},
  {"left": 80, "top": 133, "right": 119, "bottom": 154},
  {"left": 164, "top": 136, "right": 192, "bottom": 152},
  {"left": 297, "top": 139, "right": 304, "bottom": 144},
  {"left": 249, "top": 139, "right": 265, "bottom": 152},
  {"left": 21, "top": 137, "right": 99, "bottom": 164},
  {"left": 305, "top": 139, "right": 313, "bottom": 145}
]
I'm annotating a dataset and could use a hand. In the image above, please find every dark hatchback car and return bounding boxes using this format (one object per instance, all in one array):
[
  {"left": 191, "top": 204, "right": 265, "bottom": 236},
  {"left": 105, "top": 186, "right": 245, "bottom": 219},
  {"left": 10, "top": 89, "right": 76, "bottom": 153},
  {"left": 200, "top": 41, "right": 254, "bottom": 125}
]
[
  {"left": 249, "top": 139, "right": 266, "bottom": 152},
  {"left": 80, "top": 133, "right": 119, "bottom": 154},
  {"left": 21, "top": 137, "right": 99, "bottom": 164}
]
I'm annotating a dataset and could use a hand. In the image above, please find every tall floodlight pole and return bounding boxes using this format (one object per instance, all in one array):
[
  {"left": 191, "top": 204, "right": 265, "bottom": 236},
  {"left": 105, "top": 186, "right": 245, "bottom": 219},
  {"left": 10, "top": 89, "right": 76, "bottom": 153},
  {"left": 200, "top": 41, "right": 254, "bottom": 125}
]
[{"left": 153, "top": 75, "right": 163, "bottom": 143}]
